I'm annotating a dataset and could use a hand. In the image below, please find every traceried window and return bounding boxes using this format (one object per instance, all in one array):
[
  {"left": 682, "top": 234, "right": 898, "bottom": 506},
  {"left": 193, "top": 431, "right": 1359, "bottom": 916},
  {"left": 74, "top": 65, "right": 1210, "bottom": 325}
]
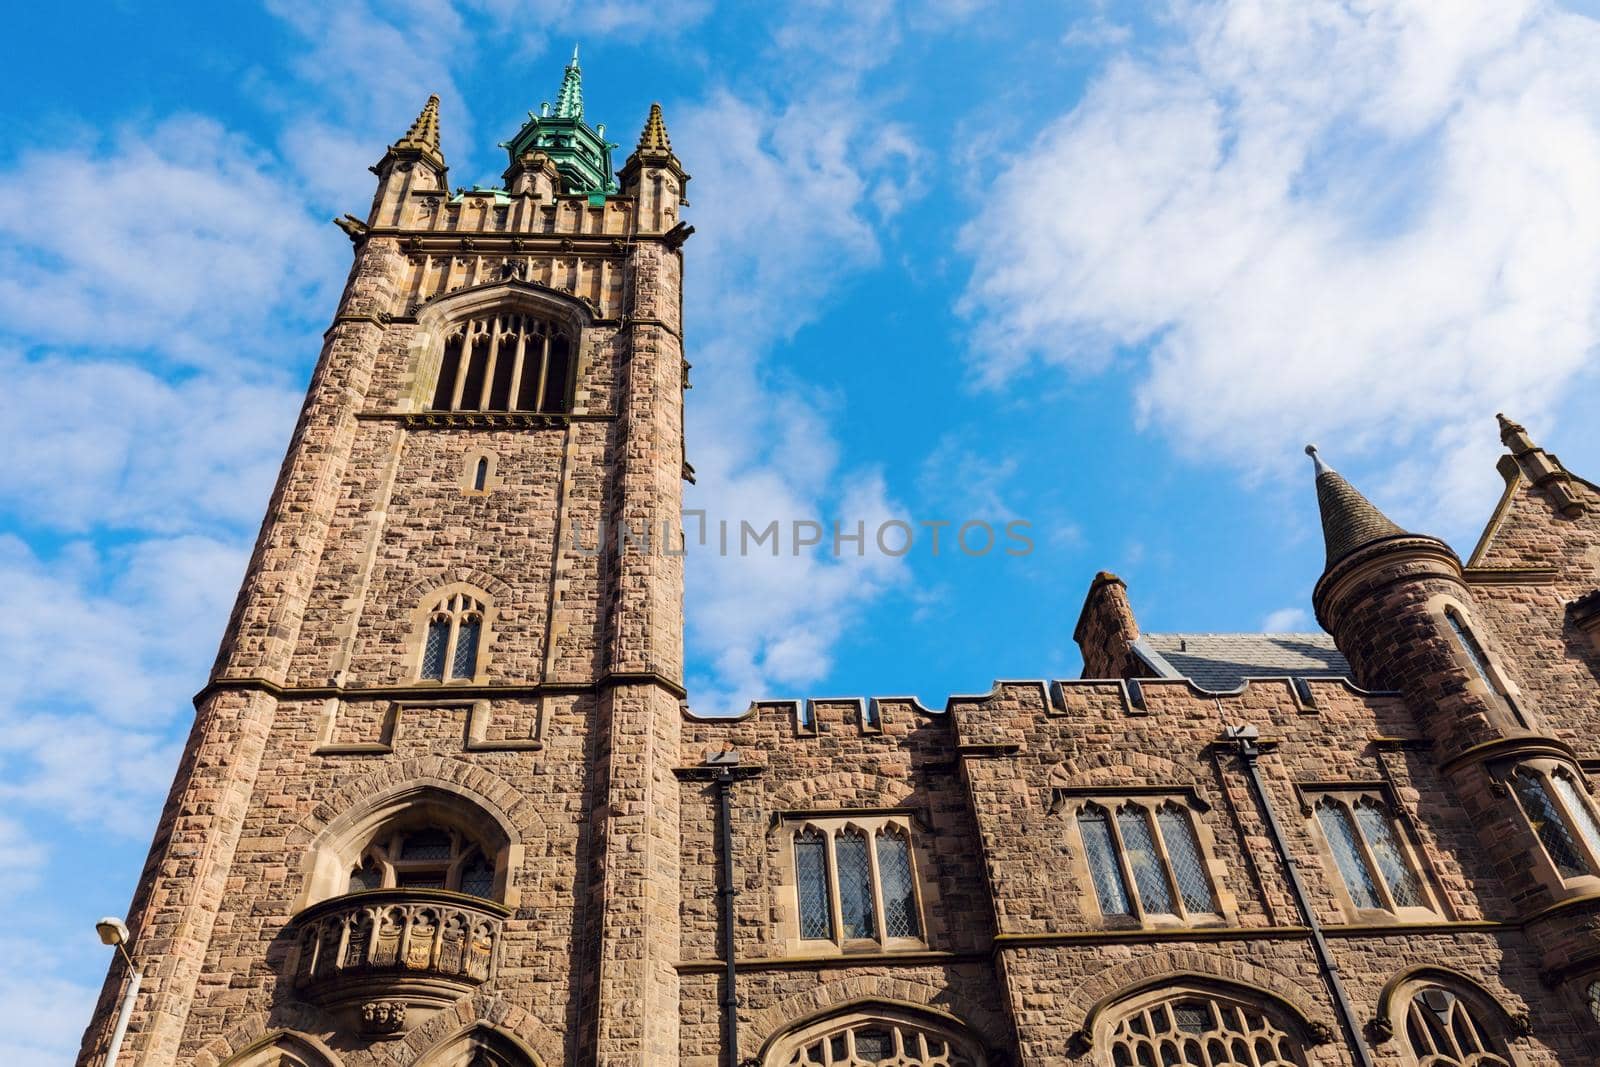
[
  {"left": 1310, "top": 792, "right": 1433, "bottom": 916},
  {"left": 1072, "top": 797, "right": 1220, "bottom": 924},
  {"left": 1103, "top": 992, "right": 1305, "bottom": 1067},
  {"left": 772, "top": 1007, "right": 986, "bottom": 1067},
  {"left": 431, "top": 313, "right": 573, "bottom": 414},
  {"left": 345, "top": 824, "right": 498, "bottom": 901},
  {"left": 419, "top": 591, "right": 485, "bottom": 682},
  {"left": 789, "top": 816, "right": 924, "bottom": 951},
  {"left": 1403, "top": 987, "right": 1510, "bottom": 1067},
  {"left": 1509, "top": 763, "right": 1600, "bottom": 880}
]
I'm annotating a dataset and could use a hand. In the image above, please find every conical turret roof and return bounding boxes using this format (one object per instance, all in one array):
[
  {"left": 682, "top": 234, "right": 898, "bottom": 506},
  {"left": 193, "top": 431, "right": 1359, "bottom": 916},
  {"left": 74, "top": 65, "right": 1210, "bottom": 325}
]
[{"left": 1306, "top": 445, "right": 1409, "bottom": 568}]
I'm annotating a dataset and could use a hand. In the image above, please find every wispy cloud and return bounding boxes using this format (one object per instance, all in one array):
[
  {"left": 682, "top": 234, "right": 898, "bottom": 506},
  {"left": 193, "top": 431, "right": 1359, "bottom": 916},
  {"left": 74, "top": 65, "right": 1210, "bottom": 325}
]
[{"left": 961, "top": 0, "right": 1600, "bottom": 531}]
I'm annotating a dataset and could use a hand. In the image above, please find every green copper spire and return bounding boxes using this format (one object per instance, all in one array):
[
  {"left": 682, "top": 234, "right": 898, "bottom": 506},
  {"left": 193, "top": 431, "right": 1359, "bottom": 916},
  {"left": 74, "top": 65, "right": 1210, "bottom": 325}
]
[
  {"left": 500, "top": 45, "right": 618, "bottom": 195},
  {"left": 554, "top": 45, "right": 583, "bottom": 119}
]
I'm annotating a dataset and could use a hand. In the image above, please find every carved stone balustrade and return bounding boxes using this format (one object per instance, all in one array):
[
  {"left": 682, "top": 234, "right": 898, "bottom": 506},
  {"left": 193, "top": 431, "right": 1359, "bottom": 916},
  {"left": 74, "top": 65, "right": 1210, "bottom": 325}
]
[{"left": 290, "top": 889, "right": 510, "bottom": 1037}]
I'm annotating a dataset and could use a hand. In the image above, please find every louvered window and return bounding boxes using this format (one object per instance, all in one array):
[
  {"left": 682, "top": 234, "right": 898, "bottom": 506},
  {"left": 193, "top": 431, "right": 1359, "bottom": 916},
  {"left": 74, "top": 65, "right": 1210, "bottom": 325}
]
[
  {"left": 1311, "top": 792, "right": 1432, "bottom": 915},
  {"left": 788, "top": 816, "right": 927, "bottom": 951},
  {"left": 431, "top": 313, "right": 574, "bottom": 414},
  {"left": 416, "top": 591, "right": 487, "bottom": 682},
  {"left": 1070, "top": 795, "right": 1222, "bottom": 925}
]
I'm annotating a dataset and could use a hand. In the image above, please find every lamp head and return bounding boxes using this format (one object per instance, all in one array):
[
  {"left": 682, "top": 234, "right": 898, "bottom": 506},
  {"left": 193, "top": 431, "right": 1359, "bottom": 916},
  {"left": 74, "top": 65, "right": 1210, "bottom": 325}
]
[{"left": 96, "top": 917, "right": 130, "bottom": 947}]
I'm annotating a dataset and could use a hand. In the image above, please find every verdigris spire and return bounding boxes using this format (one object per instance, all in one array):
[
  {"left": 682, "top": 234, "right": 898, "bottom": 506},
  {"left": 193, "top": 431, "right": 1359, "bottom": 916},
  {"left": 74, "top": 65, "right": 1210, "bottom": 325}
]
[
  {"left": 384, "top": 94, "right": 446, "bottom": 172},
  {"left": 1305, "top": 445, "right": 1408, "bottom": 569},
  {"left": 500, "top": 46, "right": 617, "bottom": 195},
  {"left": 554, "top": 45, "right": 584, "bottom": 119},
  {"left": 637, "top": 102, "right": 671, "bottom": 155}
]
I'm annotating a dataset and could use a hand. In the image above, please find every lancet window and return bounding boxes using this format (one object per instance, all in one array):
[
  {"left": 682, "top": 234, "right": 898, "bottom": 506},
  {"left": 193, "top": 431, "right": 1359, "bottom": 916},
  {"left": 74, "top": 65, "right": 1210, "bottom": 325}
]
[
  {"left": 420, "top": 591, "right": 485, "bottom": 682},
  {"left": 789, "top": 815, "right": 925, "bottom": 951},
  {"left": 1310, "top": 791, "right": 1434, "bottom": 917},
  {"left": 1071, "top": 796, "right": 1221, "bottom": 924},
  {"left": 1509, "top": 763, "right": 1600, "bottom": 881}
]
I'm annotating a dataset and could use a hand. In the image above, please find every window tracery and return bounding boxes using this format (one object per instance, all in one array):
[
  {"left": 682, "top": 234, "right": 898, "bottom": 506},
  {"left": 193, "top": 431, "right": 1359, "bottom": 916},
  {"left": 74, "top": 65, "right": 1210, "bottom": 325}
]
[
  {"left": 1508, "top": 763, "right": 1600, "bottom": 880},
  {"left": 1402, "top": 987, "right": 1510, "bottom": 1067},
  {"left": 770, "top": 1008, "right": 985, "bottom": 1067},
  {"left": 346, "top": 824, "right": 499, "bottom": 901},
  {"left": 1101, "top": 991, "right": 1306, "bottom": 1067},
  {"left": 1309, "top": 791, "right": 1433, "bottom": 917},
  {"left": 419, "top": 591, "right": 486, "bottom": 682}
]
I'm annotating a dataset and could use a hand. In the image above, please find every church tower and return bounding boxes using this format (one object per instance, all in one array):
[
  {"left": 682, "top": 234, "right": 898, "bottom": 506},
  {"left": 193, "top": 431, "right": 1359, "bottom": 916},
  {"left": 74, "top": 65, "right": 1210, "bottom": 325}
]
[{"left": 77, "top": 59, "right": 693, "bottom": 1066}]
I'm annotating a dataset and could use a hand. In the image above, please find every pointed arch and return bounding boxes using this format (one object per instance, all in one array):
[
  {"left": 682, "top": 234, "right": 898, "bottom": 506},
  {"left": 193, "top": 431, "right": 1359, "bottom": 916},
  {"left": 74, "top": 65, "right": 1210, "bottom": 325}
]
[
  {"left": 760, "top": 1000, "right": 991, "bottom": 1066},
  {"left": 217, "top": 1030, "right": 341, "bottom": 1067},
  {"left": 414, "top": 1022, "right": 542, "bottom": 1066},
  {"left": 1090, "top": 980, "right": 1324, "bottom": 1067}
]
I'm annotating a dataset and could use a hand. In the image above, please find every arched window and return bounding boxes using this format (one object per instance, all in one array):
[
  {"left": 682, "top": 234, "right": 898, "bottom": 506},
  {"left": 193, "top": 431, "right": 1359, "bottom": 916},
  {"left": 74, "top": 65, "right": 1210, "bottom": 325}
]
[
  {"left": 786, "top": 815, "right": 927, "bottom": 951},
  {"left": 766, "top": 1005, "right": 987, "bottom": 1066},
  {"left": 345, "top": 822, "right": 499, "bottom": 900},
  {"left": 219, "top": 1033, "right": 338, "bottom": 1067},
  {"left": 1099, "top": 989, "right": 1308, "bottom": 1067},
  {"left": 1509, "top": 764, "right": 1600, "bottom": 879},
  {"left": 1445, "top": 609, "right": 1496, "bottom": 690},
  {"left": 431, "top": 313, "right": 573, "bottom": 414},
  {"left": 420, "top": 591, "right": 486, "bottom": 682},
  {"left": 415, "top": 1024, "right": 539, "bottom": 1066},
  {"left": 1403, "top": 987, "right": 1510, "bottom": 1067},
  {"left": 1311, "top": 792, "right": 1433, "bottom": 916}
]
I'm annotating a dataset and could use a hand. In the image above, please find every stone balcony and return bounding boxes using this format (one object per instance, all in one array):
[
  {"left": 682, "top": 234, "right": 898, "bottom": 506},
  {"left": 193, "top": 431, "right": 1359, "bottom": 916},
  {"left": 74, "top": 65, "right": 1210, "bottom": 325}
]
[{"left": 290, "top": 889, "right": 510, "bottom": 1038}]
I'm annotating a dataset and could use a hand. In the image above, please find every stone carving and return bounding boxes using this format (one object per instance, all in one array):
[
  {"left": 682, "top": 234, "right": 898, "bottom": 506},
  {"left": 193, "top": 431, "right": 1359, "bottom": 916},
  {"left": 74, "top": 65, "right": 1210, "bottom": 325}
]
[{"left": 359, "top": 1000, "right": 407, "bottom": 1037}]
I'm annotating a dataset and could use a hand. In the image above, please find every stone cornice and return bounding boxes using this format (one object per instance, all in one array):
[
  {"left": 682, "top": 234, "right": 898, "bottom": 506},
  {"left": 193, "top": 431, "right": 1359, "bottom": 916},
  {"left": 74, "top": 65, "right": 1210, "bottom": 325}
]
[
  {"left": 194, "top": 670, "right": 687, "bottom": 709},
  {"left": 1312, "top": 534, "right": 1463, "bottom": 630}
]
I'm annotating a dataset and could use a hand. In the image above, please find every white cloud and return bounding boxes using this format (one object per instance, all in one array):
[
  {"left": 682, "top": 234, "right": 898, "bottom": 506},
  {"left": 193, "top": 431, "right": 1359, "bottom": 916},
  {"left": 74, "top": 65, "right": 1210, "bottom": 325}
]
[
  {"left": 0, "top": 951, "right": 96, "bottom": 1067},
  {"left": 961, "top": 0, "right": 1600, "bottom": 531},
  {"left": 0, "top": 117, "right": 331, "bottom": 367},
  {"left": 1261, "top": 606, "right": 1311, "bottom": 632},
  {"left": 675, "top": 89, "right": 922, "bottom": 712}
]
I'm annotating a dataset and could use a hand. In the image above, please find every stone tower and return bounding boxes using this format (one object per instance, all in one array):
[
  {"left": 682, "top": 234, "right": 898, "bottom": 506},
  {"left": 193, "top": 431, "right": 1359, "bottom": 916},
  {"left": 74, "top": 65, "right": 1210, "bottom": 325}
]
[{"left": 77, "top": 58, "right": 694, "bottom": 1066}]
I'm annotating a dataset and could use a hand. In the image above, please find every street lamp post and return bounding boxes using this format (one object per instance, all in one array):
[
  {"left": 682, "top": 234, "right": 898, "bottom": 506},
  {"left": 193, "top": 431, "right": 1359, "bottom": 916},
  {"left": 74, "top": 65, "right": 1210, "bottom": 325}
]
[{"left": 95, "top": 917, "right": 142, "bottom": 1067}]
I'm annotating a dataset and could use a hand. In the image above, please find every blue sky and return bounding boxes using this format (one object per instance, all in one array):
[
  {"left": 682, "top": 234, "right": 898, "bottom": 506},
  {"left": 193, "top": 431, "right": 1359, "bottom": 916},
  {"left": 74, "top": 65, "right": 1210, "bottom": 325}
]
[{"left": 5, "top": 1, "right": 1600, "bottom": 1060}]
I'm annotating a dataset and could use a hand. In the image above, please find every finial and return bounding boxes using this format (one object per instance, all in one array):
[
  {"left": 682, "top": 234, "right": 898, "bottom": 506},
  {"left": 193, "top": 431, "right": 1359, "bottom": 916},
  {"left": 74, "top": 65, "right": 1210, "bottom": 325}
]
[
  {"left": 1496, "top": 412, "right": 1529, "bottom": 446},
  {"left": 554, "top": 47, "right": 584, "bottom": 119},
  {"left": 1305, "top": 444, "right": 1331, "bottom": 478},
  {"left": 389, "top": 93, "right": 446, "bottom": 170},
  {"left": 636, "top": 102, "right": 672, "bottom": 155}
]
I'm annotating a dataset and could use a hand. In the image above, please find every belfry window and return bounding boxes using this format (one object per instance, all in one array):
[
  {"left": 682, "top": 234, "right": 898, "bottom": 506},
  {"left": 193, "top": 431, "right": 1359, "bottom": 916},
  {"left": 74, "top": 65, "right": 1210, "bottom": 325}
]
[
  {"left": 1072, "top": 797, "right": 1220, "bottom": 924},
  {"left": 345, "top": 824, "right": 499, "bottom": 900},
  {"left": 1310, "top": 792, "right": 1434, "bottom": 917},
  {"left": 1510, "top": 764, "right": 1600, "bottom": 880},
  {"left": 419, "top": 591, "right": 486, "bottom": 682},
  {"left": 431, "top": 313, "right": 573, "bottom": 413},
  {"left": 788, "top": 816, "right": 925, "bottom": 951}
]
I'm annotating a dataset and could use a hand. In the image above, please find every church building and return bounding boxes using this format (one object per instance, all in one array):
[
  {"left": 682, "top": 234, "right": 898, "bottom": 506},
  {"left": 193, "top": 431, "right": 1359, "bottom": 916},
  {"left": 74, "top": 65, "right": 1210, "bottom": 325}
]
[{"left": 78, "top": 57, "right": 1600, "bottom": 1067}]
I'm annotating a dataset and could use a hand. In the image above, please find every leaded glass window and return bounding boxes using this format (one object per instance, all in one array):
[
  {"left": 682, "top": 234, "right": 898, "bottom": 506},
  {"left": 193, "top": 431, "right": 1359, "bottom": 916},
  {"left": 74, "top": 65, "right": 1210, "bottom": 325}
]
[
  {"left": 1071, "top": 796, "right": 1221, "bottom": 924},
  {"left": 1312, "top": 792, "right": 1433, "bottom": 914},
  {"left": 1551, "top": 772, "right": 1600, "bottom": 861},
  {"left": 1105, "top": 992, "right": 1305, "bottom": 1067},
  {"left": 345, "top": 824, "right": 499, "bottom": 900},
  {"left": 835, "top": 829, "right": 877, "bottom": 940},
  {"left": 1587, "top": 980, "right": 1600, "bottom": 1026},
  {"left": 1404, "top": 987, "right": 1511, "bottom": 1067},
  {"left": 1512, "top": 767, "right": 1591, "bottom": 878},
  {"left": 795, "top": 829, "right": 833, "bottom": 940},
  {"left": 1317, "top": 798, "right": 1382, "bottom": 909},
  {"left": 417, "top": 590, "right": 488, "bottom": 682},
  {"left": 430, "top": 313, "right": 574, "bottom": 415},
  {"left": 786, "top": 817, "right": 926, "bottom": 951},
  {"left": 1351, "top": 798, "right": 1425, "bottom": 907},
  {"left": 1079, "top": 805, "right": 1133, "bottom": 917},
  {"left": 1118, "top": 805, "right": 1177, "bottom": 915}
]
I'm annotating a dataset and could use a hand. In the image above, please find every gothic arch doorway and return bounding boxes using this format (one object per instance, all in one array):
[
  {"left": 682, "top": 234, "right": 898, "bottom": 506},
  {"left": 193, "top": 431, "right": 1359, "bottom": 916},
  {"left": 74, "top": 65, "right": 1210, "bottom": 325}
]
[{"left": 413, "top": 1023, "right": 541, "bottom": 1067}]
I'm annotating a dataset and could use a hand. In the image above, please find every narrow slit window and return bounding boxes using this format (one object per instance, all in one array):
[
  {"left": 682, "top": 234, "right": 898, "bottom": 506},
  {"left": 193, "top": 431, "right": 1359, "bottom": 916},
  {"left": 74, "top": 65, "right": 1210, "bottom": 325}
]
[
  {"left": 1552, "top": 772, "right": 1600, "bottom": 862},
  {"left": 1446, "top": 610, "right": 1496, "bottom": 690},
  {"left": 473, "top": 456, "right": 489, "bottom": 491},
  {"left": 1351, "top": 798, "right": 1425, "bottom": 907},
  {"left": 421, "top": 615, "right": 451, "bottom": 681},
  {"left": 1157, "top": 803, "right": 1217, "bottom": 914},
  {"left": 452, "top": 615, "right": 482, "bottom": 679}
]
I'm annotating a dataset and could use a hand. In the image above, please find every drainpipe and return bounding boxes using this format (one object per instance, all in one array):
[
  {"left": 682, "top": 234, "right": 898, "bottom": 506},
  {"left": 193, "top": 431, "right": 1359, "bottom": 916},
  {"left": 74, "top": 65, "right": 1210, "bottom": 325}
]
[
  {"left": 1226, "top": 725, "right": 1376, "bottom": 1067},
  {"left": 708, "top": 751, "right": 741, "bottom": 1067}
]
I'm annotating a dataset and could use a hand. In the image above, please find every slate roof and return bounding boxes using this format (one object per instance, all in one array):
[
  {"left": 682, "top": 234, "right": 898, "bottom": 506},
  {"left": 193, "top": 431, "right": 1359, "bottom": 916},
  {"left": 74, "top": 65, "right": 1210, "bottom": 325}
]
[{"left": 1135, "top": 632, "right": 1352, "bottom": 692}]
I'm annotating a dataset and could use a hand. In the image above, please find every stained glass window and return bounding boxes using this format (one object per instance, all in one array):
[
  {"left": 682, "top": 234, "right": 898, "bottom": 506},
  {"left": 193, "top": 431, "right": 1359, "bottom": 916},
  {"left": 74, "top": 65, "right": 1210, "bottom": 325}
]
[
  {"left": 1079, "top": 805, "right": 1133, "bottom": 917},
  {"left": 796, "top": 829, "right": 832, "bottom": 940},
  {"left": 1513, "top": 768, "right": 1590, "bottom": 878},
  {"left": 1118, "top": 805, "right": 1177, "bottom": 915},
  {"left": 1352, "top": 798, "right": 1425, "bottom": 907},
  {"left": 876, "top": 828, "right": 921, "bottom": 938},
  {"left": 835, "top": 829, "right": 877, "bottom": 939},
  {"left": 1158, "top": 804, "right": 1217, "bottom": 914}
]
